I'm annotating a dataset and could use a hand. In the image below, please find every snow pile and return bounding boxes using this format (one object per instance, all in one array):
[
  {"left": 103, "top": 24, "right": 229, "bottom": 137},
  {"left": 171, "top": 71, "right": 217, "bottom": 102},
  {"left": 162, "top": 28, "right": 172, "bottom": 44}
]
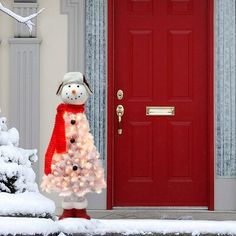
[
  {"left": 0, "top": 146, "right": 38, "bottom": 165},
  {"left": 0, "top": 116, "right": 19, "bottom": 146},
  {"left": 0, "top": 146, "right": 38, "bottom": 193},
  {"left": 0, "top": 117, "right": 7, "bottom": 131},
  {"left": 0, "top": 114, "right": 56, "bottom": 218},
  {"left": 0, "top": 127, "right": 19, "bottom": 146},
  {"left": 58, "top": 219, "right": 236, "bottom": 235},
  {"left": 0, "top": 192, "right": 55, "bottom": 217},
  {"left": 0, "top": 217, "right": 59, "bottom": 235},
  {"left": 0, "top": 218, "right": 236, "bottom": 235}
]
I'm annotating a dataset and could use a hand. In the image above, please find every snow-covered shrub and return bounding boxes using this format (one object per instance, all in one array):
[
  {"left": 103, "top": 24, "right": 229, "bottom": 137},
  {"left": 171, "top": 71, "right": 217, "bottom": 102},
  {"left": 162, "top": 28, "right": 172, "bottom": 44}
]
[{"left": 0, "top": 115, "right": 55, "bottom": 218}]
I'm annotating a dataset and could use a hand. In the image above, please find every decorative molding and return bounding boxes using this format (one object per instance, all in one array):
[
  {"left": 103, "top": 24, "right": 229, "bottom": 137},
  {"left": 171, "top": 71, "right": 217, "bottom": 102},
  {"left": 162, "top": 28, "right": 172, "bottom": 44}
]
[
  {"left": 60, "top": 0, "right": 85, "bottom": 71},
  {"left": 9, "top": 37, "right": 41, "bottom": 154},
  {"left": 85, "top": 0, "right": 107, "bottom": 162},
  {"left": 13, "top": 3, "right": 38, "bottom": 38},
  {"left": 14, "top": 0, "right": 37, "bottom": 2},
  {"left": 215, "top": 0, "right": 236, "bottom": 177}
]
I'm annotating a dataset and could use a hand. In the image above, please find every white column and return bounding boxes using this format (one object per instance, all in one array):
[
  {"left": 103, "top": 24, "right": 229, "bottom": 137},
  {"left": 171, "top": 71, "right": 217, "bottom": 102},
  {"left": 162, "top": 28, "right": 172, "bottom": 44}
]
[
  {"left": 9, "top": 38, "right": 41, "bottom": 150},
  {"left": 60, "top": 0, "right": 85, "bottom": 72},
  {"left": 13, "top": 2, "right": 38, "bottom": 38},
  {"left": 9, "top": 0, "right": 41, "bottom": 179}
]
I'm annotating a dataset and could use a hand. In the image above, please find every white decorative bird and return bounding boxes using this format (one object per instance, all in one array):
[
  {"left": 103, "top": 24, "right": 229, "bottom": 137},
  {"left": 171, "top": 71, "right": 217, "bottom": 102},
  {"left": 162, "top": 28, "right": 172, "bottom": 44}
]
[{"left": 0, "top": 2, "right": 44, "bottom": 34}]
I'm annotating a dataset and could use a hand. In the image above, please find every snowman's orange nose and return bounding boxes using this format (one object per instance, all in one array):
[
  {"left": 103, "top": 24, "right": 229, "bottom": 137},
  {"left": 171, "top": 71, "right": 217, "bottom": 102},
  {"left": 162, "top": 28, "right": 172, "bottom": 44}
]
[{"left": 72, "top": 90, "right": 76, "bottom": 95}]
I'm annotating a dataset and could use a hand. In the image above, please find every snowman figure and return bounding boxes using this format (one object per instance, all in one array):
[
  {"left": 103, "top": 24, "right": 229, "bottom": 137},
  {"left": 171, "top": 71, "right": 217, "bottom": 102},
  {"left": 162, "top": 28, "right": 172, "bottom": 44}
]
[{"left": 41, "top": 72, "right": 106, "bottom": 220}]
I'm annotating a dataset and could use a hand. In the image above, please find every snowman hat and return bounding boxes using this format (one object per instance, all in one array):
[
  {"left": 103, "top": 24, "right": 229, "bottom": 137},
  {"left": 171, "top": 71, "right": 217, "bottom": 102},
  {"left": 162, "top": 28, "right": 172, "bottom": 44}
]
[{"left": 56, "top": 72, "right": 93, "bottom": 96}]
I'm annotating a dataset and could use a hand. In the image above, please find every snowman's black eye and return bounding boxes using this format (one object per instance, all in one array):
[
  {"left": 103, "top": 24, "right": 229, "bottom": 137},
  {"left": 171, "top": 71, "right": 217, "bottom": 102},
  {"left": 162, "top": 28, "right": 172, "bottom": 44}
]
[
  {"left": 68, "top": 85, "right": 71, "bottom": 88},
  {"left": 77, "top": 85, "right": 80, "bottom": 88}
]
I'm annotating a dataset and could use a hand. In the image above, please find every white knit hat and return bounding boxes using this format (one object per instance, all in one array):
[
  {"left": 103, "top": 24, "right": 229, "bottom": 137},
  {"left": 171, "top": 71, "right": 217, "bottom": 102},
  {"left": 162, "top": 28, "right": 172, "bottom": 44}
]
[{"left": 56, "top": 72, "right": 93, "bottom": 95}]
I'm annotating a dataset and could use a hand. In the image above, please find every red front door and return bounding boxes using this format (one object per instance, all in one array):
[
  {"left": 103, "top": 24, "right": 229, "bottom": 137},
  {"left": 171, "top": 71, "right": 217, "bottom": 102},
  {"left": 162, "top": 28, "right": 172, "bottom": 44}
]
[{"left": 112, "top": 0, "right": 210, "bottom": 207}]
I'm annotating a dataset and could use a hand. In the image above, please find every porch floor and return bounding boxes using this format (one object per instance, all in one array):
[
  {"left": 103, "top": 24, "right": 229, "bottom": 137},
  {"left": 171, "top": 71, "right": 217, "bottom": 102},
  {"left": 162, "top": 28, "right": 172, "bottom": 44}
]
[{"left": 88, "top": 209, "right": 236, "bottom": 221}]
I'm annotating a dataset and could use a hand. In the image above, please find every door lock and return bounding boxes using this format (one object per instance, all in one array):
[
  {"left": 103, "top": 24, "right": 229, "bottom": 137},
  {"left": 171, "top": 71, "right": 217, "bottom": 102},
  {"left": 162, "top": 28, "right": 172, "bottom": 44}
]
[
  {"left": 116, "top": 105, "right": 124, "bottom": 135},
  {"left": 117, "top": 90, "right": 124, "bottom": 100}
]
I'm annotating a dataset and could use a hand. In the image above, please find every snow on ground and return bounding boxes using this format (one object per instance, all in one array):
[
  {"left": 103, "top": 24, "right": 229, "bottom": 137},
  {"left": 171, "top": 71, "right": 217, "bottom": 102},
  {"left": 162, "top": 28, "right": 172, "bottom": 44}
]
[
  {"left": 0, "top": 217, "right": 59, "bottom": 235},
  {"left": 1, "top": 217, "right": 236, "bottom": 235},
  {"left": 58, "top": 218, "right": 236, "bottom": 235},
  {"left": 0, "top": 192, "right": 55, "bottom": 216}
]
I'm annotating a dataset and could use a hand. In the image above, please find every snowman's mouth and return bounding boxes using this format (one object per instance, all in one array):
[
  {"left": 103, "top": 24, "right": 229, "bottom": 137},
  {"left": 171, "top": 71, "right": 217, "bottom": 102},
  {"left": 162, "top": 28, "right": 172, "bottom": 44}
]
[
  {"left": 66, "top": 92, "right": 84, "bottom": 101},
  {"left": 67, "top": 95, "right": 81, "bottom": 101}
]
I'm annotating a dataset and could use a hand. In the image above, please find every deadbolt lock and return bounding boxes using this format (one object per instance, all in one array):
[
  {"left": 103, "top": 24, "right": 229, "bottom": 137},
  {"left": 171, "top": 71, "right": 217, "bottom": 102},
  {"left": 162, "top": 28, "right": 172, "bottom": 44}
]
[{"left": 117, "top": 90, "right": 124, "bottom": 100}]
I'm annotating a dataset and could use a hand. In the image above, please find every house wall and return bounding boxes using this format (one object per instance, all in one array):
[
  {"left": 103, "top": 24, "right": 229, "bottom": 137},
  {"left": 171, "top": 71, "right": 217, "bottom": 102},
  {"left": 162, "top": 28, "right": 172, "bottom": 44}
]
[
  {"left": 0, "top": 0, "right": 68, "bottom": 213},
  {"left": 37, "top": 0, "right": 68, "bottom": 213},
  {"left": 38, "top": 0, "right": 106, "bottom": 212},
  {"left": 0, "top": 0, "right": 13, "bottom": 119}
]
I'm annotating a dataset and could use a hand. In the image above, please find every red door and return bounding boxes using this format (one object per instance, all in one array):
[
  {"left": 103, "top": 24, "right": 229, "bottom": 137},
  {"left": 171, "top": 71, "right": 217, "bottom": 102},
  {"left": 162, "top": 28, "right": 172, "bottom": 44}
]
[{"left": 112, "top": 0, "right": 211, "bottom": 207}]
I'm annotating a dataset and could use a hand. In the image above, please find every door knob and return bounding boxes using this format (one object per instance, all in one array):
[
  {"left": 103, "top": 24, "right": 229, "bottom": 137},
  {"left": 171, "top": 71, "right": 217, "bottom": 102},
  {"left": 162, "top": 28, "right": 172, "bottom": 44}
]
[{"left": 116, "top": 105, "right": 124, "bottom": 135}]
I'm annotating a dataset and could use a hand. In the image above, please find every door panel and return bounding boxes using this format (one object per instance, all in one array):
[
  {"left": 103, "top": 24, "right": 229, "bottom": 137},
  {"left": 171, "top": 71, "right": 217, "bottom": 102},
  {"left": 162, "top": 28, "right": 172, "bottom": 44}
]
[
  {"left": 114, "top": 0, "right": 208, "bottom": 206},
  {"left": 167, "top": 30, "right": 193, "bottom": 99}
]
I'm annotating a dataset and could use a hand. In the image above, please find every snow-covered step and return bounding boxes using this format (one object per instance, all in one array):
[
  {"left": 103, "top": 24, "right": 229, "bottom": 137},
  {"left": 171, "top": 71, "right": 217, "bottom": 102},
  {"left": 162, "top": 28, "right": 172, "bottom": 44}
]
[
  {"left": 58, "top": 219, "right": 236, "bottom": 236},
  {"left": 1, "top": 218, "right": 236, "bottom": 236},
  {"left": 0, "top": 217, "right": 59, "bottom": 236},
  {"left": 0, "top": 192, "right": 55, "bottom": 218}
]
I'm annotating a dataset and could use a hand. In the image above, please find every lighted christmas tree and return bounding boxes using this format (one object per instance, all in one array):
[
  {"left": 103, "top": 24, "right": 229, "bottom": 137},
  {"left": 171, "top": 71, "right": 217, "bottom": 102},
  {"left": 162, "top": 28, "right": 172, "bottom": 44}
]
[{"left": 41, "top": 111, "right": 105, "bottom": 197}]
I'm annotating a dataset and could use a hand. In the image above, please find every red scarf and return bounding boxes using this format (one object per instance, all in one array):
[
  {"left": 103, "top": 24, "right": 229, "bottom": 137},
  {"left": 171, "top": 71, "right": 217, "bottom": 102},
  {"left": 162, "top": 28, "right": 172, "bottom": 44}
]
[{"left": 44, "top": 103, "right": 85, "bottom": 175}]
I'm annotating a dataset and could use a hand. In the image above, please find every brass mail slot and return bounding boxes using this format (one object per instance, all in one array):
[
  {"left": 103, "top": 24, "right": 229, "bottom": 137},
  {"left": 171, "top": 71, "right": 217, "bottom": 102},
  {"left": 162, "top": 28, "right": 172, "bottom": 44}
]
[{"left": 146, "top": 106, "right": 175, "bottom": 116}]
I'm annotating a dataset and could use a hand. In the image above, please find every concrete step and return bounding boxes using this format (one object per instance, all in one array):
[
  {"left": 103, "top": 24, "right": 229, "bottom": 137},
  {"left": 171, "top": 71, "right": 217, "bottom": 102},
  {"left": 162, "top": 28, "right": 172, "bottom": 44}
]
[{"left": 88, "top": 209, "right": 236, "bottom": 221}]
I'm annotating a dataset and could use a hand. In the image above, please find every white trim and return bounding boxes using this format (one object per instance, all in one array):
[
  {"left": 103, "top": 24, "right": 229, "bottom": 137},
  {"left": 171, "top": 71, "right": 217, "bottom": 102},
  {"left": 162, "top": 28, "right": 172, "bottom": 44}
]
[
  {"left": 62, "top": 201, "right": 74, "bottom": 209},
  {"left": 60, "top": 0, "right": 85, "bottom": 72},
  {"left": 113, "top": 207, "right": 208, "bottom": 210},
  {"left": 62, "top": 198, "right": 88, "bottom": 209},
  {"left": 73, "top": 198, "right": 88, "bottom": 209}
]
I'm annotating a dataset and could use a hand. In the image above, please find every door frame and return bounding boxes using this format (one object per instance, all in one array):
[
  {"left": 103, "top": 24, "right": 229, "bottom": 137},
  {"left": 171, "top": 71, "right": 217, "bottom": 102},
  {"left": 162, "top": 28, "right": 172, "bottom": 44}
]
[{"left": 107, "top": 0, "right": 214, "bottom": 210}]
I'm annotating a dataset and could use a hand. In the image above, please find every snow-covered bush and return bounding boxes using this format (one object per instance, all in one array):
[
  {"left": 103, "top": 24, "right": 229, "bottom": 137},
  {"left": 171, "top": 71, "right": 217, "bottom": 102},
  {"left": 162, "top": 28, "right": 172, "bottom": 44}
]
[
  {"left": 0, "top": 146, "right": 38, "bottom": 193},
  {"left": 0, "top": 115, "right": 55, "bottom": 218}
]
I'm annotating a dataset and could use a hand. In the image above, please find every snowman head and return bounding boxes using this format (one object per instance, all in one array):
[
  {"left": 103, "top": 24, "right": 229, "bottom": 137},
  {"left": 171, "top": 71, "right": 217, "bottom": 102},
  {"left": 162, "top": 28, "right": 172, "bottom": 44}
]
[{"left": 56, "top": 72, "right": 92, "bottom": 105}]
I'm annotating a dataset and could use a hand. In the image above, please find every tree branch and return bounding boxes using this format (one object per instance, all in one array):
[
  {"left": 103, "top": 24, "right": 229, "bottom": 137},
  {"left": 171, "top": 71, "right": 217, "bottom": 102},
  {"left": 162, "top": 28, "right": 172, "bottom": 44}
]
[{"left": 0, "top": 2, "right": 45, "bottom": 35}]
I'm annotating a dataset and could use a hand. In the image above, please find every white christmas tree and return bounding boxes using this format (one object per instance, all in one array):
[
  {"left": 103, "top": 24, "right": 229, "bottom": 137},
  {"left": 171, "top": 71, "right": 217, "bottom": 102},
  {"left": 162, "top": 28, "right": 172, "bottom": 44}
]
[{"left": 0, "top": 114, "right": 55, "bottom": 218}]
